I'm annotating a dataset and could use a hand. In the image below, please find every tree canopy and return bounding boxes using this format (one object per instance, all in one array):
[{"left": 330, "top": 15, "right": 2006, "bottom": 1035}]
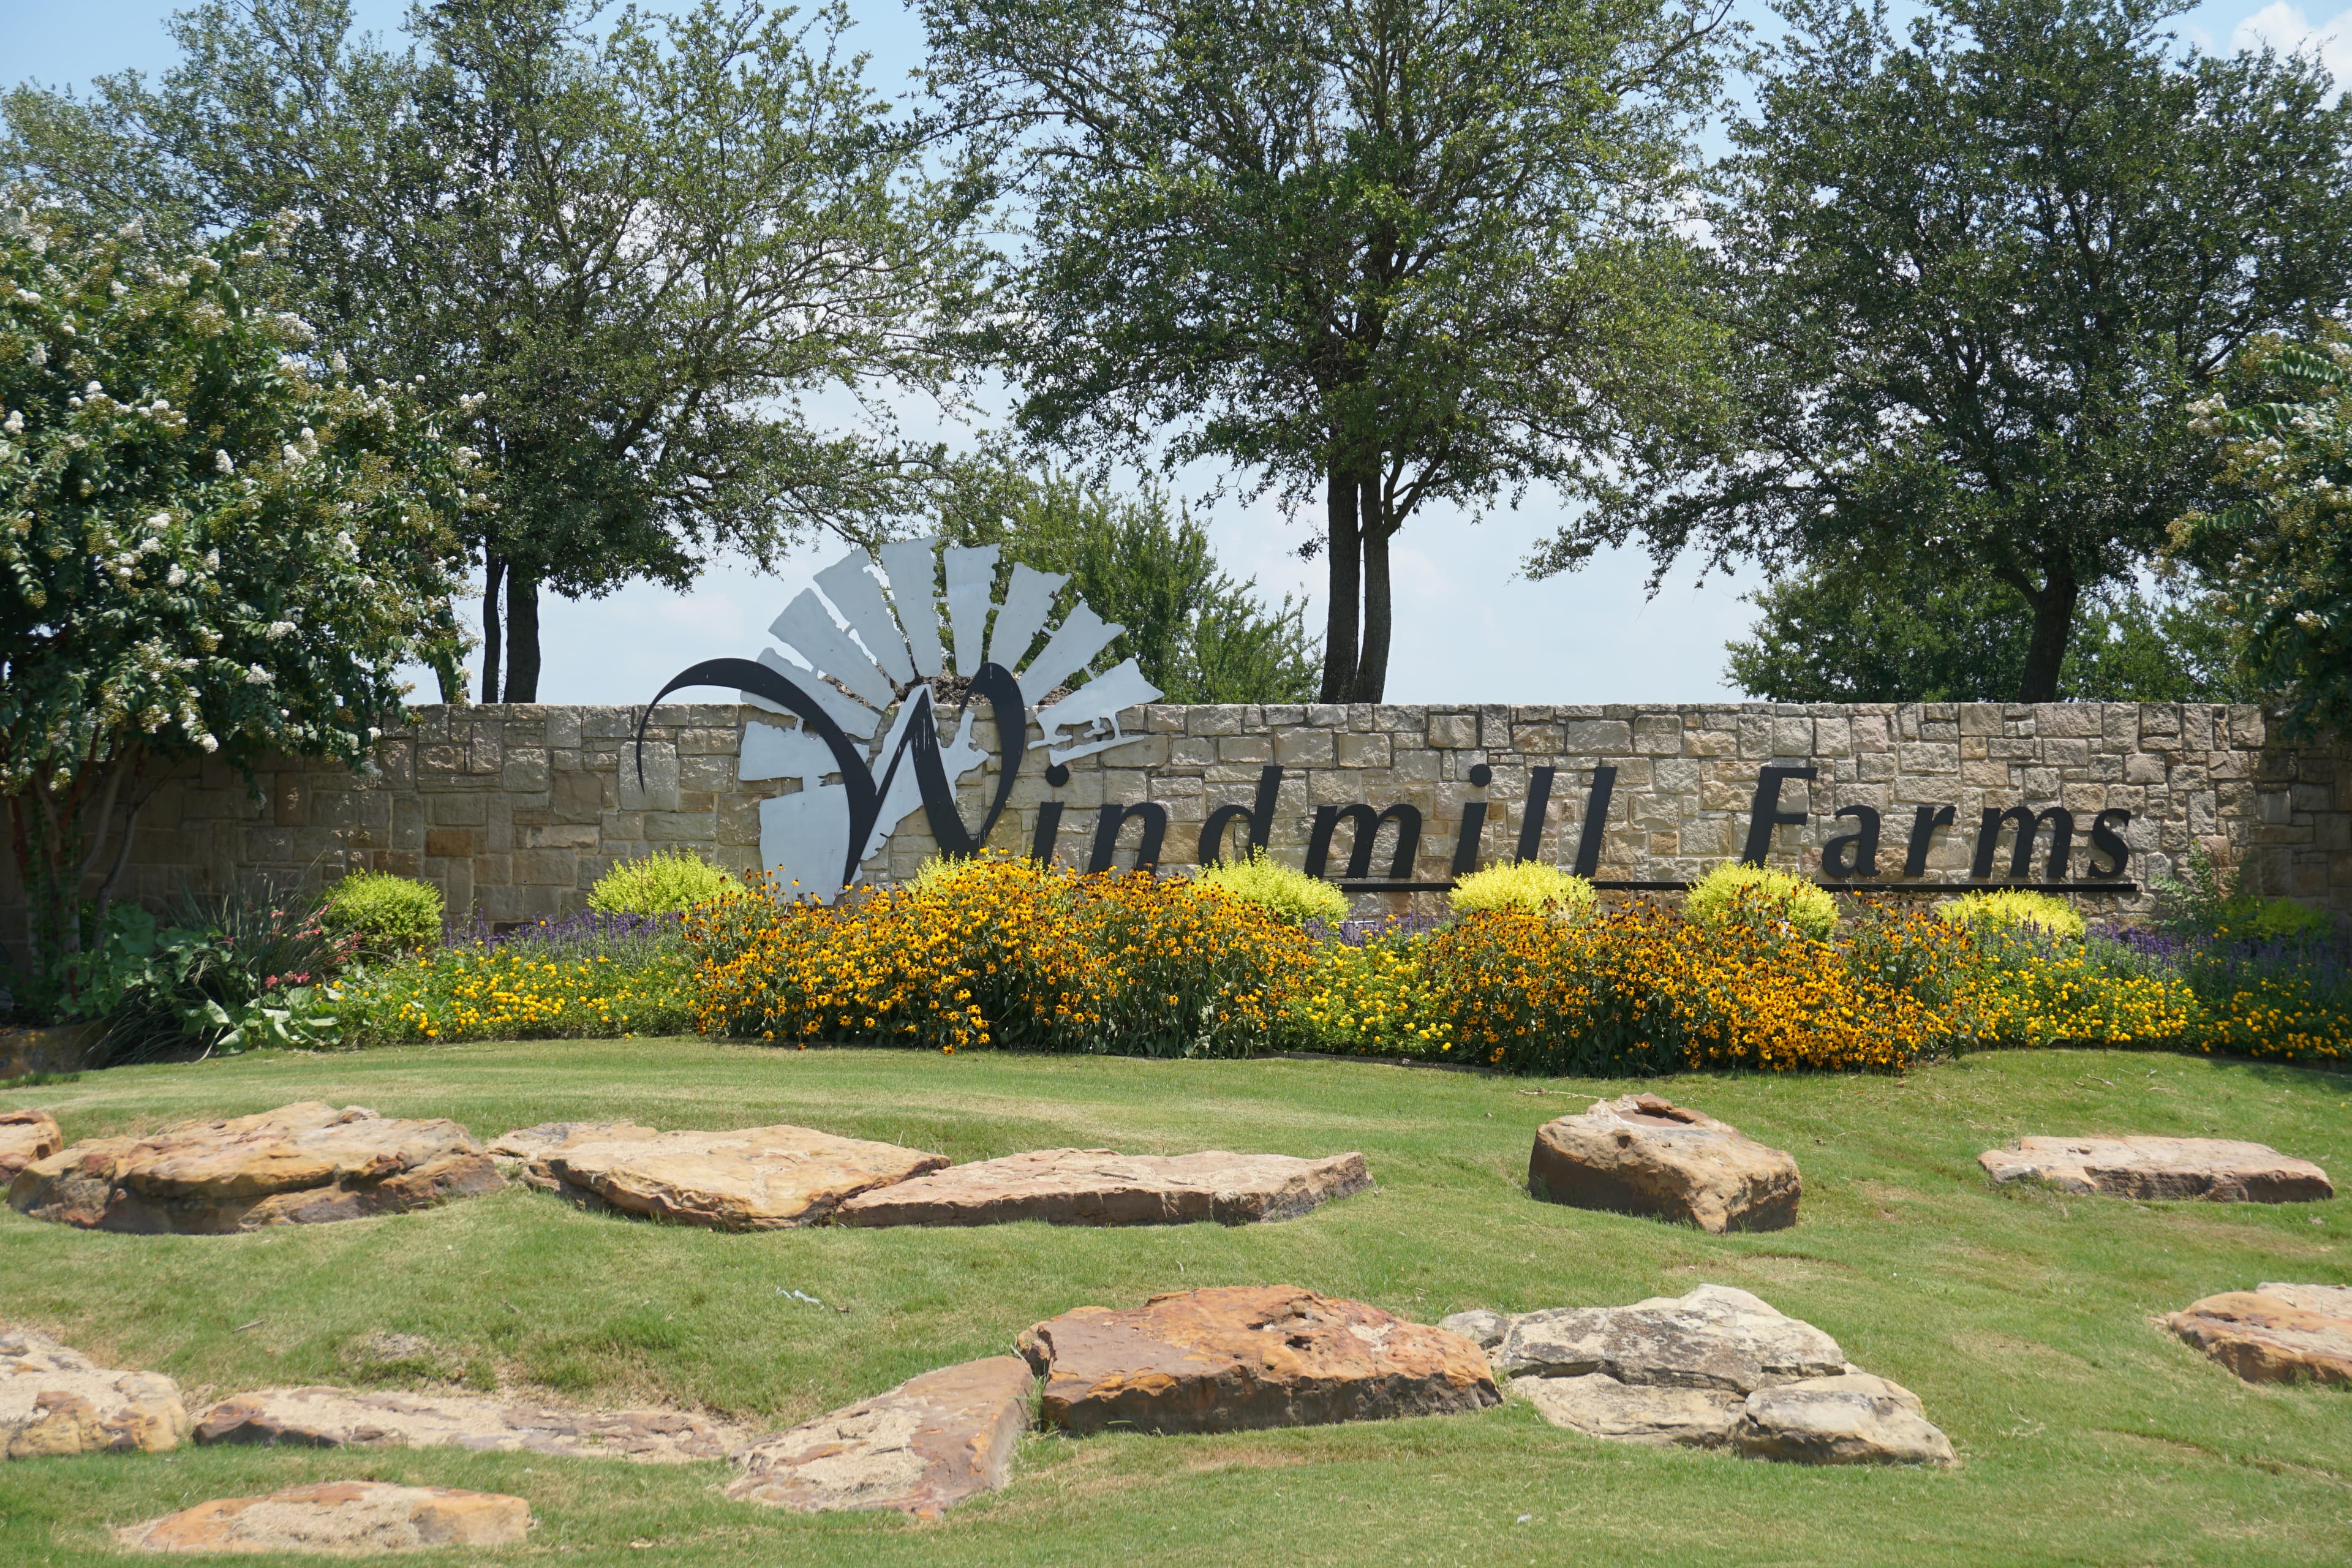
[
  {"left": 1533, "top": 0, "right": 2352, "bottom": 702},
  {"left": 935, "top": 461, "right": 1320, "bottom": 703},
  {"left": 1, "top": 209, "right": 473, "bottom": 970},
  {"left": 924, "top": 0, "right": 1736, "bottom": 701},
  {"left": 5, "top": 0, "right": 987, "bottom": 699}
]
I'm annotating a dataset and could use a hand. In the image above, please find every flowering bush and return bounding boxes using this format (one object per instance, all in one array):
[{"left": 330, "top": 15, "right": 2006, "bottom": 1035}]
[
  {"left": 353, "top": 911, "right": 693, "bottom": 1043},
  {"left": 690, "top": 859, "right": 1306, "bottom": 1057},
  {"left": 1280, "top": 926, "right": 1455, "bottom": 1058},
  {"left": 1428, "top": 902, "right": 1950, "bottom": 1075}
]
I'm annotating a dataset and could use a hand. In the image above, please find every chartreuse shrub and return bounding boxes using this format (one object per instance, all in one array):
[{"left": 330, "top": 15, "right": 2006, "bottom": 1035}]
[
  {"left": 690, "top": 859, "right": 1308, "bottom": 1056},
  {"left": 1684, "top": 864, "right": 1839, "bottom": 940},
  {"left": 589, "top": 849, "right": 744, "bottom": 914},
  {"left": 1449, "top": 862, "right": 1596, "bottom": 919},
  {"left": 1194, "top": 848, "right": 1351, "bottom": 927},
  {"left": 322, "top": 871, "right": 444, "bottom": 956},
  {"left": 1938, "top": 888, "right": 2086, "bottom": 941}
]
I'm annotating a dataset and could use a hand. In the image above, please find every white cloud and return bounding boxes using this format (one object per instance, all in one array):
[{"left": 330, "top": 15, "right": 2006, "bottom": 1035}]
[{"left": 2233, "top": 3, "right": 2352, "bottom": 94}]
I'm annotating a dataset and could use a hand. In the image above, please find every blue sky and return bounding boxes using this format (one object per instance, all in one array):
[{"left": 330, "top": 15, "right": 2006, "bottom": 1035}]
[{"left": 6, "top": 0, "right": 2346, "bottom": 705}]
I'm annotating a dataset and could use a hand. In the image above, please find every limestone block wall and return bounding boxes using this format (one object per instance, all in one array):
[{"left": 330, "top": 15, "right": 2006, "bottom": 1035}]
[{"left": 4, "top": 701, "right": 2347, "bottom": 948}]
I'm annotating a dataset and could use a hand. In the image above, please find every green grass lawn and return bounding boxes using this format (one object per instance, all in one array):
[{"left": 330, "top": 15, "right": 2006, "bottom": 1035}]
[{"left": 3, "top": 1040, "right": 2349, "bottom": 1567}]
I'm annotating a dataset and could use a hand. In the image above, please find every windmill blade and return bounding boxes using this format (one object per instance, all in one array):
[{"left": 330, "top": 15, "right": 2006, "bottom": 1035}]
[
  {"left": 878, "top": 537, "right": 946, "bottom": 678},
  {"left": 815, "top": 554, "right": 916, "bottom": 686},
  {"left": 987, "top": 563, "right": 1066, "bottom": 673},
  {"left": 1022, "top": 603, "right": 1123, "bottom": 696},
  {"left": 769, "top": 589, "right": 896, "bottom": 709},
  {"left": 943, "top": 545, "right": 998, "bottom": 677}
]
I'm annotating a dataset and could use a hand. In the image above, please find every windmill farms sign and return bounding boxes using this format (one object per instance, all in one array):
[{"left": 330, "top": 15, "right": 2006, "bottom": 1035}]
[{"left": 639, "top": 541, "right": 2163, "bottom": 900}]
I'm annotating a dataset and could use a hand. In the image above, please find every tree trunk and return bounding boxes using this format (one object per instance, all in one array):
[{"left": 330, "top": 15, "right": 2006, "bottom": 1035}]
[
  {"left": 2016, "top": 562, "right": 2080, "bottom": 703},
  {"left": 1349, "top": 476, "right": 1392, "bottom": 703},
  {"left": 480, "top": 554, "right": 505, "bottom": 704},
  {"left": 1319, "top": 464, "right": 1361, "bottom": 703},
  {"left": 503, "top": 566, "right": 542, "bottom": 703}
]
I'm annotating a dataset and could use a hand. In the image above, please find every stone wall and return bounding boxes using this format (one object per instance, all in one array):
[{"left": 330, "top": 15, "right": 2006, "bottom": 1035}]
[{"left": 4, "top": 701, "right": 2347, "bottom": 946}]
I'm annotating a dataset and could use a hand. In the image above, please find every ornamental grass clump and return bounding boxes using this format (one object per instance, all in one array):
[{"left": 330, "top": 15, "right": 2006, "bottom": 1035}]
[
  {"left": 1194, "top": 848, "right": 1351, "bottom": 927},
  {"left": 1938, "top": 888, "right": 2086, "bottom": 941},
  {"left": 1684, "top": 864, "right": 1839, "bottom": 940},
  {"left": 321, "top": 871, "right": 444, "bottom": 957},
  {"left": 1449, "top": 862, "right": 1596, "bottom": 919},
  {"left": 588, "top": 849, "right": 744, "bottom": 914},
  {"left": 689, "top": 859, "right": 1308, "bottom": 1057}
]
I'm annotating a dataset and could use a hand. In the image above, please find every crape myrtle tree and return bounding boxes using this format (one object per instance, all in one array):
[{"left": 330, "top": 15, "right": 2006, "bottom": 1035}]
[
  {"left": 0, "top": 211, "right": 475, "bottom": 974},
  {"left": 1530, "top": 0, "right": 2352, "bottom": 702},
  {"left": 2173, "top": 326, "right": 2352, "bottom": 736},
  {"left": 4, "top": 0, "right": 988, "bottom": 701},
  {"left": 923, "top": 0, "right": 1738, "bottom": 702}
]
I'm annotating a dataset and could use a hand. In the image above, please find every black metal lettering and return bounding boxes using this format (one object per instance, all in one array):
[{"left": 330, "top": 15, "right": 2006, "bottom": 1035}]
[
  {"left": 1741, "top": 766, "right": 1817, "bottom": 866},
  {"left": 1902, "top": 805, "right": 1955, "bottom": 877},
  {"left": 1306, "top": 804, "right": 1423, "bottom": 880},
  {"left": 1089, "top": 802, "right": 1167, "bottom": 872},
  {"left": 2087, "top": 809, "right": 2132, "bottom": 880},
  {"left": 1451, "top": 801, "right": 1488, "bottom": 876},
  {"left": 1030, "top": 801, "right": 1065, "bottom": 863},
  {"left": 1820, "top": 804, "right": 1883, "bottom": 880},
  {"left": 1515, "top": 766, "right": 1556, "bottom": 863},
  {"left": 1973, "top": 805, "right": 2076, "bottom": 881},
  {"left": 1572, "top": 766, "right": 1616, "bottom": 878},
  {"left": 1197, "top": 766, "right": 1283, "bottom": 865}
]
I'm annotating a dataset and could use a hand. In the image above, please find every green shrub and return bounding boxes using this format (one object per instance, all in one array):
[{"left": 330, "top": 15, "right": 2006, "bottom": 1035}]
[
  {"left": 322, "top": 871, "right": 444, "bottom": 956},
  {"left": 1193, "top": 848, "right": 1351, "bottom": 927},
  {"left": 1449, "top": 862, "right": 1596, "bottom": 919},
  {"left": 2228, "top": 896, "right": 2334, "bottom": 944},
  {"left": 588, "top": 850, "right": 744, "bottom": 915},
  {"left": 1938, "top": 889, "right": 2087, "bottom": 941},
  {"left": 1683, "top": 863, "right": 1838, "bottom": 941}
]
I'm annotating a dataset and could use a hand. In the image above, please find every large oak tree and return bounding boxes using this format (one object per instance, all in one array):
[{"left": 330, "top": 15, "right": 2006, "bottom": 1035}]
[
  {"left": 924, "top": 0, "right": 1736, "bottom": 701},
  {"left": 1533, "top": 0, "right": 2352, "bottom": 702}
]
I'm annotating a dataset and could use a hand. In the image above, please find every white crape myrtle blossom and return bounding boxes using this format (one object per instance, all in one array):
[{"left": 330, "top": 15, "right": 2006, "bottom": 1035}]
[{"left": 1, "top": 208, "right": 486, "bottom": 965}]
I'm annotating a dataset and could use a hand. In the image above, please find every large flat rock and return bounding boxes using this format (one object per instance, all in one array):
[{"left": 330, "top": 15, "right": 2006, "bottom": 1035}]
[
  {"left": 123, "top": 1482, "right": 530, "bottom": 1553},
  {"left": 195, "top": 1385, "right": 742, "bottom": 1463},
  {"left": 1978, "top": 1136, "right": 2332, "bottom": 1202},
  {"left": 527, "top": 1124, "right": 948, "bottom": 1230},
  {"left": 0, "top": 1108, "right": 62, "bottom": 1180},
  {"left": 1448, "top": 1286, "right": 1954, "bottom": 1466},
  {"left": 2, "top": 1324, "right": 189, "bottom": 1459},
  {"left": 486, "top": 1120, "right": 658, "bottom": 1172},
  {"left": 1529, "top": 1095, "right": 1800, "bottom": 1233},
  {"left": 836, "top": 1148, "right": 1372, "bottom": 1228},
  {"left": 2165, "top": 1283, "right": 2352, "bottom": 1385},
  {"left": 1467, "top": 1283, "right": 1846, "bottom": 1390},
  {"left": 1019, "top": 1284, "right": 1498, "bottom": 1435},
  {"left": 727, "top": 1355, "right": 1035, "bottom": 1517},
  {"left": 8, "top": 1102, "right": 503, "bottom": 1233}
]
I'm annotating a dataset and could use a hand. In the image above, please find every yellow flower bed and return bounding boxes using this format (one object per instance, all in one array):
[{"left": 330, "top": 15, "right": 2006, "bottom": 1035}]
[
  {"left": 1283, "top": 932, "right": 1457, "bottom": 1058},
  {"left": 690, "top": 859, "right": 1308, "bottom": 1057},
  {"left": 378, "top": 946, "right": 693, "bottom": 1042}
]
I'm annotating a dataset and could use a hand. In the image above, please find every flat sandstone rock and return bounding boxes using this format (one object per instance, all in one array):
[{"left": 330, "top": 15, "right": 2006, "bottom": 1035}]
[
  {"left": 195, "top": 1385, "right": 741, "bottom": 1463},
  {"left": 1528, "top": 1095, "right": 1800, "bottom": 1233},
  {"left": 1448, "top": 1285, "right": 1953, "bottom": 1466},
  {"left": 0, "top": 1108, "right": 62, "bottom": 1180},
  {"left": 727, "top": 1355, "right": 1035, "bottom": 1518},
  {"left": 2165, "top": 1283, "right": 2352, "bottom": 1385},
  {"left": 123, "top": 1482, "right": 530, "bottom": 1554},
  {"left": 1019, "top": 1284, "right": 1498, "bottom": 1435},
  {"left": 486, "top": 1120, "right": 659, "bottom": 1172},
  {"left": 836, "top": 1147, "right": 1371, "bottom": 1228},
  {"left": 527, "top": 1125, "right": 947, "bottom": 1230},
  {"left": 2, "top": 1324, "right": 190, "bottom": 1460},
  {"left": 8, "top": 1102, "right": 502, "bottom": 1233},
  {"left": 1978, "top": 1136, "right": 2332, "bottom": 1202}
]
